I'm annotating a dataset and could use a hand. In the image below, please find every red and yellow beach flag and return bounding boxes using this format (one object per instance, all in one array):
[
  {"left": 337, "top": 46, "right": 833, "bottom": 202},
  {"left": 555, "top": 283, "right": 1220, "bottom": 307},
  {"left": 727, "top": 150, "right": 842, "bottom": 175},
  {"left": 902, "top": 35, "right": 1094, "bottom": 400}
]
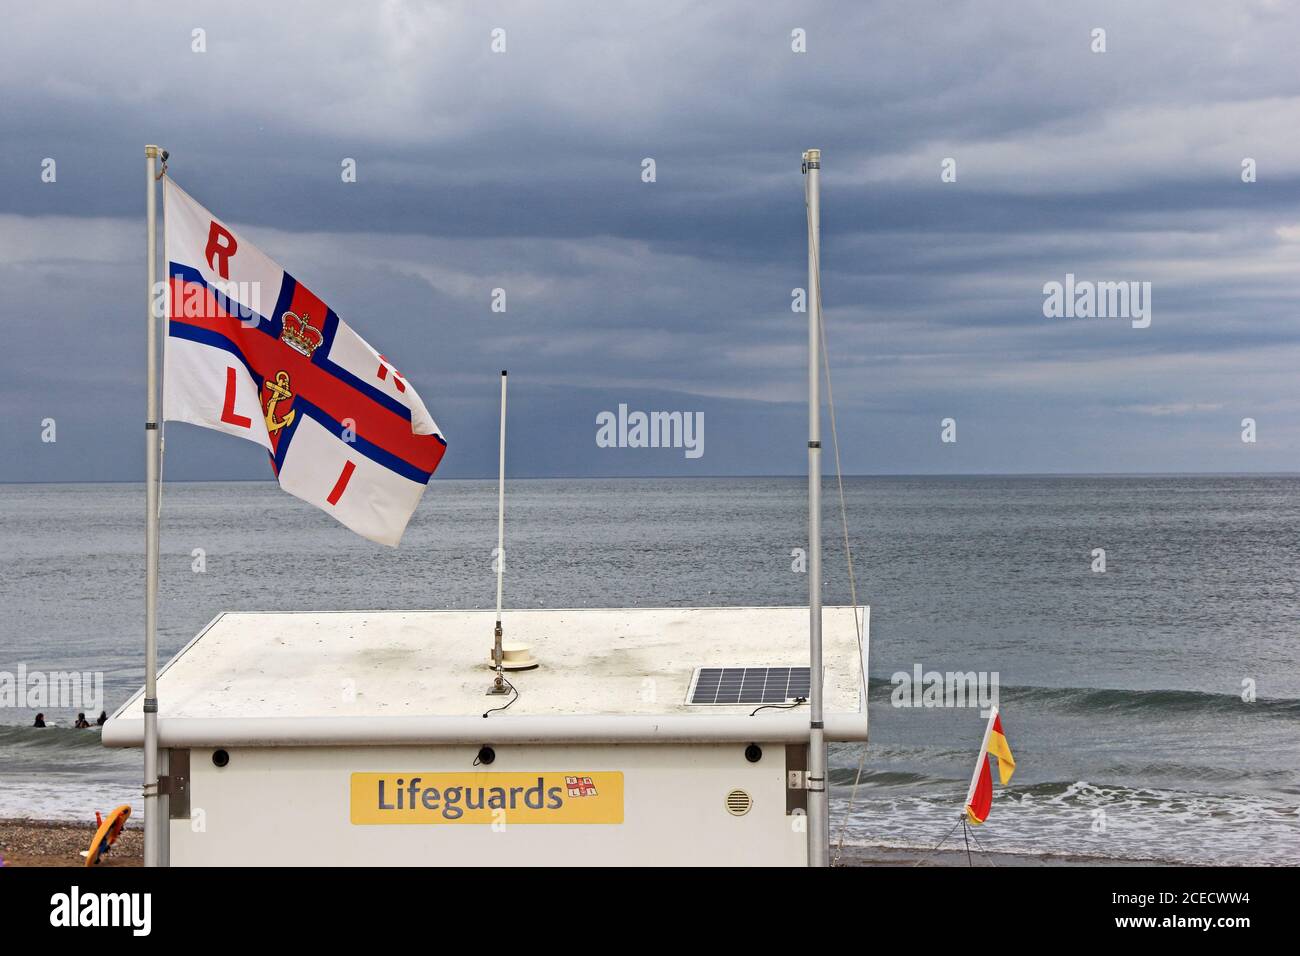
[{"left": 964, "top": 709, "right": 1015, "bottom": 825}]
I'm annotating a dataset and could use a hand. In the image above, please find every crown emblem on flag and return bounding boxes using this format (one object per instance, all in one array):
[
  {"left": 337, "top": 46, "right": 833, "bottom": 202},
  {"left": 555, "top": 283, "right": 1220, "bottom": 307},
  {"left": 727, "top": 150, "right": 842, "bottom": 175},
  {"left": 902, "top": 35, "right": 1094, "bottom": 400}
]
[{"left": 280, "top": 311, "right": 324, "bottom": 357}]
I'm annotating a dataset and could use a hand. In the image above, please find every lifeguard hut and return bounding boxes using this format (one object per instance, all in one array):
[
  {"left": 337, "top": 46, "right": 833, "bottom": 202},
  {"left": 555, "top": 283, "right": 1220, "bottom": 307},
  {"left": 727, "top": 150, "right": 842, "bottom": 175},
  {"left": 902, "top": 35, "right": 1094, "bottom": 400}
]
[{"left": 104, "top": 606, "right": 867, "bottom": 866}]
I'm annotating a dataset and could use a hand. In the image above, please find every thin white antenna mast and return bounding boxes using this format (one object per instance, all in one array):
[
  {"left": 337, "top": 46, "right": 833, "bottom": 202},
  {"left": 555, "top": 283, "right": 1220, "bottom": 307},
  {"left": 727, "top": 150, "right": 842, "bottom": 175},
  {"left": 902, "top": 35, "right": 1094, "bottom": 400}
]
[{"left": 488, "top": 370, "right": 509, "bottom": 694}]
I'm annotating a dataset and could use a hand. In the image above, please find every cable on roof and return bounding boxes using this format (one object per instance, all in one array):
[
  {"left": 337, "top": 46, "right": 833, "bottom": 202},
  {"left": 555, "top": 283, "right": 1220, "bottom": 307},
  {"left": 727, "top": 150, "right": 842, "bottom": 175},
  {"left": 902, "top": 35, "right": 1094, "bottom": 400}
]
[
  {"left": 749, "top": 696, "right": 807, "bottom": 717},
  {"left": 481, "top": 675, "right": 519, "bottom": 718}
]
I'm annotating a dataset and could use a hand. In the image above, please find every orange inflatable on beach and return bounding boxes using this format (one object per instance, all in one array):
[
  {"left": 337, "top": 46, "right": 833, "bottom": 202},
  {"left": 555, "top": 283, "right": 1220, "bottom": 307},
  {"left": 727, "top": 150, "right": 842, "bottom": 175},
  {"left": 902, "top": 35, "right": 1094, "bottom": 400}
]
[{"left": 83, "top": 805, "right": 131, "bottom": 866}]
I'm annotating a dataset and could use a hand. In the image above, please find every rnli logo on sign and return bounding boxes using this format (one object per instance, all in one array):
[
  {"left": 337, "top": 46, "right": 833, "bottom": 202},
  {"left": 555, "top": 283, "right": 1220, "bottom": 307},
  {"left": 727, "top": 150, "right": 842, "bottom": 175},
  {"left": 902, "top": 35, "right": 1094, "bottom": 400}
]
[
  {"left": 565, "top": 775, "right": 598, "bottom": 797},
  {"left": 350, "top": 772, "right": 624, "bottom": 825}
]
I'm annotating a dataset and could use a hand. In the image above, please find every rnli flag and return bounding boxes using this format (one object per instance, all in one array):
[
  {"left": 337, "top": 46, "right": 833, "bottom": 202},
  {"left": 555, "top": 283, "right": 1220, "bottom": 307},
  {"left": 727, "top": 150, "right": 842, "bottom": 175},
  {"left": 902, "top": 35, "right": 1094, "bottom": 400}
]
[
  {"left": 964, "top": 710, "right": 1015, "bottom": 826},
  {"left": 162, "top": 178, "right": 447, "bottom": 546}
]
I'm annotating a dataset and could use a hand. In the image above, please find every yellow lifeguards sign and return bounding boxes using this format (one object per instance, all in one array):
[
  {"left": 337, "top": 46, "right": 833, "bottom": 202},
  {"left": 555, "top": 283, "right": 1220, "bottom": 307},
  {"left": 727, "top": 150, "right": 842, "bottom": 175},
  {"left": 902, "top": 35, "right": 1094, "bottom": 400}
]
[{"left": 350, "top": 772, "right": 624, "bottom": 824}]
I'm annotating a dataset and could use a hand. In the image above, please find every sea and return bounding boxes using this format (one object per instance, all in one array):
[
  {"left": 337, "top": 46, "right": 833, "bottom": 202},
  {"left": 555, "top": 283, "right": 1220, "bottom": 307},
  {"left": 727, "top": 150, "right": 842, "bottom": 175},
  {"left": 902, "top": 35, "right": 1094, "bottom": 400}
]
[{"left": 1, "top": 477, "right": 1297, "bottom": 865}]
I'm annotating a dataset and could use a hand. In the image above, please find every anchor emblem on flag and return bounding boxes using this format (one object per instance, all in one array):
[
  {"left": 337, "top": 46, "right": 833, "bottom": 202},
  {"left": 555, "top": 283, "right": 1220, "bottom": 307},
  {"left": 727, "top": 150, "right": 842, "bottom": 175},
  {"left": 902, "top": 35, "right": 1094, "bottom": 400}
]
[{"left": 263, "top": 370, "right": 296, "bottom": 435}]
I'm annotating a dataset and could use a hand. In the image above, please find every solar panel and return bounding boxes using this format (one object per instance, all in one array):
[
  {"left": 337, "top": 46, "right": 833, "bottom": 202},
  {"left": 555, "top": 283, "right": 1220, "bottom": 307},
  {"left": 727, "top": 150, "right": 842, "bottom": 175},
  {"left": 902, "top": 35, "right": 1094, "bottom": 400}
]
[{"left": 686, "top": 666, "right": 811, "bottom": 705}]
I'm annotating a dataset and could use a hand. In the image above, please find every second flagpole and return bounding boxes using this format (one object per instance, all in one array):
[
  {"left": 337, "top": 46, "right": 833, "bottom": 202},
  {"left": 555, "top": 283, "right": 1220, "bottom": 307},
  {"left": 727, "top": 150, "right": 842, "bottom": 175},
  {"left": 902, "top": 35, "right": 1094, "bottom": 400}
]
[
  {"left": 804, "top": 148, "right": 829, "bottom": 867},
  {"left": 143, "top": 143, "right": 163, "bottom": 867}
]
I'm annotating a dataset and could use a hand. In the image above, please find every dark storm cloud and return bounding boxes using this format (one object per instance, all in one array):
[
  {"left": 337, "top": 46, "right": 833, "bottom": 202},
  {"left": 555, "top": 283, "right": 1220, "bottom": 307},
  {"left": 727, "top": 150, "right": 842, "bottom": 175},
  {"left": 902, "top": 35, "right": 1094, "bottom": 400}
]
[{"left": 3, "top": 0, "right": 1300, "bottom": 482}]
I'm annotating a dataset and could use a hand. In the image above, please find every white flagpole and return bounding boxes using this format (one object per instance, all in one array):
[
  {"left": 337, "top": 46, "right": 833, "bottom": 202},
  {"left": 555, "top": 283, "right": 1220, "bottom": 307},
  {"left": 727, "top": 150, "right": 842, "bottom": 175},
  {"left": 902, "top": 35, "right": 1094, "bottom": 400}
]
[
  {"left": 804, "top": 148, "right": 829, "bottom": 867},
  {"left": 143, "top": 144, "right": 163, "bottom": 866},
  {"left": 489, "top": 370, "right": 508, "bottom": 694},
  {"left": 963, "top": 706, "right": 999, "bottom": 812}
]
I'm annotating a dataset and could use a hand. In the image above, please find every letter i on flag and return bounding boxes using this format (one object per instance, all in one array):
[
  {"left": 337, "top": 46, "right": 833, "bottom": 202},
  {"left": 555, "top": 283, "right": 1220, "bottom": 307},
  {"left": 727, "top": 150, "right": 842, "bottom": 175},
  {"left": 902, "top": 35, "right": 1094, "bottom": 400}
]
[
  {"left": 162, "top": 178, "right": 447, "bottom": 546},
  {"left": 964, "top": 708, "right": 1015, "bottom": 825}
]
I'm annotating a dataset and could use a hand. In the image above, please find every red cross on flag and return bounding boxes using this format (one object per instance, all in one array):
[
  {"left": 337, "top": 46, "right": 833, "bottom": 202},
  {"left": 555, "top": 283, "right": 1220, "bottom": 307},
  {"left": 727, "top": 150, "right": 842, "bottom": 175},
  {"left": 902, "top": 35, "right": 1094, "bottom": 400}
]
[{"left": 162, "top": 178, "right": 448, "bottom": 546}]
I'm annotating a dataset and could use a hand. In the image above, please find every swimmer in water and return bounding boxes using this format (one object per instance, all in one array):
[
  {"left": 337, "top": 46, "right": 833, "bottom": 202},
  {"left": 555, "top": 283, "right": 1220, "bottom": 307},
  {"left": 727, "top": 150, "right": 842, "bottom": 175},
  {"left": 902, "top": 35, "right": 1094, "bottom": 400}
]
[
  {"left": 33, "top": 713, "right": 46, "bottom": 728},
  {"left": 74, "top": 713, "right": 90, "bottom": 729}
]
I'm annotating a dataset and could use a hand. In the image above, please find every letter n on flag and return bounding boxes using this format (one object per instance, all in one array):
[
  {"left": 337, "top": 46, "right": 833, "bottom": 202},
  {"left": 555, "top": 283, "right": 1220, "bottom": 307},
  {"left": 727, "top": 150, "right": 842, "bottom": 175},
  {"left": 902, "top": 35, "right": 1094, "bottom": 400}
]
[
  {"left": 162, "top": 178, "right": 447, "bottom": 546},
  {"left": 964, "top": 709, "right": 1015, "bottom": 825}
]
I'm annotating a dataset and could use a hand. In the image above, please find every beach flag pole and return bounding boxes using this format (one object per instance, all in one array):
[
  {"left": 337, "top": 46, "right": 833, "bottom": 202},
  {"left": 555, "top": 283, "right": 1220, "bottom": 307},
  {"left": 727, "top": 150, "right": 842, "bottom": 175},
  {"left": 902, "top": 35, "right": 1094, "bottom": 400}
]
[
  {"left": 804, "top": 148, "right": 829, "bottom": 867},
  {"left": 142, "top": 144, "right": 164, "bottom": 866},
  {"left": 963, "top": 706, "right": 998, "bottom": 819}
]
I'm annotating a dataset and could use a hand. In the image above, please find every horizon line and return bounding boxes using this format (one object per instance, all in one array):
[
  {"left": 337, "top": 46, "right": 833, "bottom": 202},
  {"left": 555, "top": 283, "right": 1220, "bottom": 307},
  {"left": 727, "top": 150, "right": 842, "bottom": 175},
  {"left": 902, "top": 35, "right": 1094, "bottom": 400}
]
[{"left": 3, "top": 470, "right": 1300, "bottom": 486}]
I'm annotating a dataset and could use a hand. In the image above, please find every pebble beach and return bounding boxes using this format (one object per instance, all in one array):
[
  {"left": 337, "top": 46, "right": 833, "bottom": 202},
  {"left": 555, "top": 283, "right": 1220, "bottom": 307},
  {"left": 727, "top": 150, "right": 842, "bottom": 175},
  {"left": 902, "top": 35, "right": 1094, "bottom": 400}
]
[{"left": 0, "top": 818, "right": 142, "bottom": 868}]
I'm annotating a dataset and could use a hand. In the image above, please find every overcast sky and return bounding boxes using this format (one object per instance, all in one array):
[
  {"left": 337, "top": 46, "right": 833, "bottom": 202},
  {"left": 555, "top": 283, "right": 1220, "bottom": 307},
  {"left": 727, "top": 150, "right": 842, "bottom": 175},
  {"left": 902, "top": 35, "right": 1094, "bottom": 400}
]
[{"left": 3, "top": 1, "right": 1300, "bottom": 480}]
